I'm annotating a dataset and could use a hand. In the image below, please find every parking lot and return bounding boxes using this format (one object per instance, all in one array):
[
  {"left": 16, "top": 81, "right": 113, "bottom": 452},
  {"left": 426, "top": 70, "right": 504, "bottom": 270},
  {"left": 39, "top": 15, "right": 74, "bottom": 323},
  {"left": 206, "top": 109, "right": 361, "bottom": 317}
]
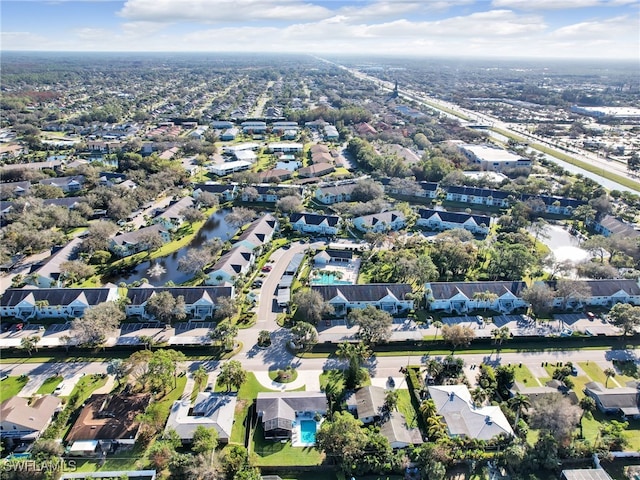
[
  {"left": 554, "top": 313, "right": 621, "bottom": 336},
  {"left": 493, "top": 314, "right": 561, "bottom": 337}
]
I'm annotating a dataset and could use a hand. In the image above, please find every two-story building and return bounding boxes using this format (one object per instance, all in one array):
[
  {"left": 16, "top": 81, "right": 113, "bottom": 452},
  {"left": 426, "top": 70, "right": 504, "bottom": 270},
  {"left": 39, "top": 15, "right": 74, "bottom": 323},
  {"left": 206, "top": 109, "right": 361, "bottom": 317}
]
[
  {"left": 125, "top": 286, "right": 235, "bottom": 320},
  {"left": 425, "top": 281, "right": 528, "bottom": 314},
  {"left": 353, "top": 210, "right": 407, "bottom": 233},
  {"left": 108, "top": 224, "right": 171, "bottom": 258},
  {"left": 289, "top": 212, "right": 341, "bottom": 236},
  {"left": 0, "top": 287, "right": 118, "bottom": 320},
  {"left": 314, "top": 183, "right": 358, "bottom": 205},
  {"left": 205, "top": 245, "right": 255, "bottom": 285},
  {"left": 153, "top": 197, "right": 195, "bottom": 230},
  {"left": 416, "top": 209, "right": 491, "bottom": 235},
  {"left": 311, "top": 283, "right": 414, "bottom": 316},
  {"left": 193, "top": 183, "right": 238, "bottom": 202}
]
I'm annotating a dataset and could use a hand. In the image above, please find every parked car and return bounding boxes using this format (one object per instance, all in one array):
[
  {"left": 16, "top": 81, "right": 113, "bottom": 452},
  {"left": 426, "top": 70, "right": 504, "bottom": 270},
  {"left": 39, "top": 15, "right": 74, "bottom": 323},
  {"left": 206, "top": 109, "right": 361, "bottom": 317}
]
[
  {"left": 261, "top": 265, "right": 272, "bottom": 272},
  {"left": 586, "top": 311, "right": 595, "bottom": 320}
]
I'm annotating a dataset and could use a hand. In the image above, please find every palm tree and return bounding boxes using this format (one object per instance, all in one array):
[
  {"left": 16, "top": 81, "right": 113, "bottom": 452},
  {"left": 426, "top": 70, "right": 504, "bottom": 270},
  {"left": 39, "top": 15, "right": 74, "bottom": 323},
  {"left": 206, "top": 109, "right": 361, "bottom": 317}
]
[
  {"left": 579, "top": 396, "right": 596, "bottom": 438},
  {"left": 471, "top": 387, "right": 488, "bottom": 407},
  {"left": 324, "top": 380, "right": 341, "bottom": 420},
  {"left": 257, "top": 330, "right": 271, "bottom": 347},
  {"left": 384, "top": 389, "right": 399, "bottom": 412},
  {"left": 432, "top": 320, "right": 443, "bottom": 341},
  {"left": 604, "top": 368, "right": 616, "bottom": 388},
  {"left": 419, "top": 399, "right": 436, "bottom": 419},
  {"left": 426, "top": 415, "right": 447, "bottom": 440},
  {"left": 193, "top": 365, "right": 208, "bottom": 392},
  {"left": 508, "top": 393, "right": 531, "bottom": 426}
]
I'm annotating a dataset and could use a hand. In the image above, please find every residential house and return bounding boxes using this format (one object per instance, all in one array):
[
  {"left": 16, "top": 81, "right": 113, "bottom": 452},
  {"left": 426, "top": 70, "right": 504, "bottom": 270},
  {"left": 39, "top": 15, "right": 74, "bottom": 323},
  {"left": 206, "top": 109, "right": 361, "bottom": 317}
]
[
  {"left": 353, "top": 210, "right": 406, "bottom": 233},
  {"left": 259, "top": 169, "right": 293, "bottom": 182},
  {"left": 241, "top": 185, "right": 301, "bottom": 203},
  {"left": 593, "top": 215, "right": 640, "bottom": 238},
  {"left": 98, "top": 172, "right": 127, "bottom": 187},
  {"left": 241, "top": 121, "right": 267, "bottom": 134},
  {"left": 268, "top": 142, "right": 303, "bottom": 153},
  {"left": 425, "top": 281, "right": 528, "bottom": 314},
  {"left": 39, "top": 175, "right": 85, "bottom": 193},
  {"left": 233, "top": 150, "right": 257, "bottom": 163},
  {"left": 313, "top": 249, "right": 352, "bottom": 267},
  {"left": 385, "top": 181, "right": 438, "bottom": 199},
  {"left": 561, "top": 469, "right": 613, "bottom": 480},
  {"left": 354, "top": 386, "right": 423, "bottom": 448},
  {"left": 272, "top": 122, "right": 299, "bottom": 134},
  {"left": 583, "top": 382, "right": 640, "bottom": 419},
  {"left": 298, "top": 163, "right": 335, "bottom": 178},
  {"left": 546, "top": 279, "right": 640, "bottom": 309},
  {"left": 28, "top": 237, "right": 83, "bottom": 287},
  {"left": 311, "top": 151, "right": 333, "bottom": 164},
  {"left": 205, "top": 245, "right": 255, "bottom": 285},
  {"left": 356, "top": 123, "right": 377, "bottom": 136},
  {"left": 311, "top": 283, "right": 414, "bottom": 315},
  {"left": 428, "top": 385, "right": 514, "bottom": 440},
  {"left": 192, "top": 183, "right": 238, "bottom": 202},
  {"left": 235, "top": 214, "right": 278, "bottom": 251},
  {"left": 310, "top": 144, "right": 330, "bottom": 155},
  {"left": 153, "top": 197, "right": 195, "bottom": 230},
  {"left": 289, "top": 212, "right": 341, "bottom": 235},
  {"left": 125, "top": 286, "right": 235, "bottom": 320},
  {"left": 222, "top": 143, "right": 260, "bottom": 155},
  {"left": 324, "top": 125, "right": 339, "bottom": 141},
  {"left": 164, "top": 393, "right": 237, "bottom": 444},
  {"left": 256, "top": 392, "right": 327, "bottom": 440},
  {"left": 416, "top": 208, "right": 491, "bottom": 235},
  {"left": 0, "top": 395, "right": 61, "bottom": 440},
  {"left": 209, "top": 161, "right": 252, "bottom": 176},
  {"left": 314, "top": 183, "right": 357, "bottom": 204},
  {"left": 0, "top": 181, "right": 30, "bottom": 200},
  {"left": 108, "top": 224, "right": 171, "bottom": 258},
  {"left": 0, "top": 287, "right": 118, "bottom": 320},
  {"left": 445, "top": 186, "right": 512, "bottom": 208},
  {"left": 43, "top": 197, "right": 87, "bottom": 209},
  {"left": 211, "top": 121, "right": 234, "bottom": 130},
  {"left": 220, "top": 127, "right": 239, "bottom": 141},
  {"left": 66, "top": 394, "right": 152, "bottom": 455}
]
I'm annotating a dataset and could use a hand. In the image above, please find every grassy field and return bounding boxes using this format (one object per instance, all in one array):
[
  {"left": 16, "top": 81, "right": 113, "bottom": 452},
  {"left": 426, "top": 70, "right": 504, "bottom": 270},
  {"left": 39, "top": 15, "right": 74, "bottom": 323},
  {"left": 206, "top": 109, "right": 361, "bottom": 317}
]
[
  {"left": 513, "top": 364, "right": 538, "bottom": 387},
  {"left": 0, "top": 376, "right": 28, "bottom": 402},
  {"left": 36, "top": 375, "right": 63, "bottom": 395},
  {"left": 252, "top": 423, "right": 324, "bottom": 467},
  {"left": 579, "top": 361, "right": 636, "bottom": 387}
]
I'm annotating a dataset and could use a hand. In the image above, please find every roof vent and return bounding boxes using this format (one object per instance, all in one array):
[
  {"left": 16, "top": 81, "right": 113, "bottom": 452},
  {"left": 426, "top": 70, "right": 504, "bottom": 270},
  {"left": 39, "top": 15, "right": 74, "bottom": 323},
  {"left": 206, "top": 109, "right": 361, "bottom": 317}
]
[
  {"left": 485, "top": 416, "right": 492, "bottom": 425},
  {"left": 449, "top": 392, "right": 455, "bottom": 401}
]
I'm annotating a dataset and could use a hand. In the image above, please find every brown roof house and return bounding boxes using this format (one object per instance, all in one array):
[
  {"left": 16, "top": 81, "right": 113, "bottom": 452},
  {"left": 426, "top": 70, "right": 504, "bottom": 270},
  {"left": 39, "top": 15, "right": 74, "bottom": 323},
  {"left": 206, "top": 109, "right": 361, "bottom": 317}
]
[
  {"left": 0, "top": 395, "right": 61, "bottom": 440},
  {"left": 66, "top": 393, "right": 151, "bottom": 456}
]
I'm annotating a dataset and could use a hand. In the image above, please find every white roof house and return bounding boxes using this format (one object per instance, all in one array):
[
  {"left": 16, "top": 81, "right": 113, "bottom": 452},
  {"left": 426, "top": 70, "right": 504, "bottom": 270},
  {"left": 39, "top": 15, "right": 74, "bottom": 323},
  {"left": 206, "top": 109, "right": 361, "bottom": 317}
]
[
  {"left": 429, "top": 385, "right": 514, "bottom": 440},
  {"left": 164, "top": 393, "right": 237, "bottom": 444}
]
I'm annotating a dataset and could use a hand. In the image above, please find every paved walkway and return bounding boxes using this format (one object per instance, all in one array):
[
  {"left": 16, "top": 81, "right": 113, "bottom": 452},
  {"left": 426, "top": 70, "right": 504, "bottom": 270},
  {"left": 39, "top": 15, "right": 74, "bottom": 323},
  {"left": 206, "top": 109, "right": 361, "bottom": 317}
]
[
  {"left": 181, "top": 372, "right": 196, "bottom": 401},
  {"left": 254, "top": 369, "right": 322, "bottom": 391},
  {"left": 93, "top": 375, "right": 115, "bottom": 394}
]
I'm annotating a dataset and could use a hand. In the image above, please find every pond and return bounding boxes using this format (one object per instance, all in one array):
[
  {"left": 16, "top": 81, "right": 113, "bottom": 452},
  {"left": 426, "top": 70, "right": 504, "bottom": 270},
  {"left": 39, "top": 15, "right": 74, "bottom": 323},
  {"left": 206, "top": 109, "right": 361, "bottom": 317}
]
[{"left": 106, "top": 209, "right": 237, "bottom": 286}]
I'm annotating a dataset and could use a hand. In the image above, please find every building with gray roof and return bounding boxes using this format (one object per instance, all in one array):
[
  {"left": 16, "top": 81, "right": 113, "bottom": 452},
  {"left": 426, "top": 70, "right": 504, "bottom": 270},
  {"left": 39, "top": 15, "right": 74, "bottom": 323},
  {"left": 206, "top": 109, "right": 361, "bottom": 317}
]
[
  {"left": 256, "top": 391, "right": 327, "bottom": 440},
  {"left": 164, "top": 393, "right": 237, "bottom": 444}
]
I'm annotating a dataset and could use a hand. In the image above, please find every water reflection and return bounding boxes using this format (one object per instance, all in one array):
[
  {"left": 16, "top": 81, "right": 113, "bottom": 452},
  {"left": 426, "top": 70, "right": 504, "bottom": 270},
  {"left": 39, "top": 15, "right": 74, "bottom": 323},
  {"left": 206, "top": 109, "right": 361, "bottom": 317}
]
[{"left": 106, "top": 209, "right": 236, "bottom": 286}]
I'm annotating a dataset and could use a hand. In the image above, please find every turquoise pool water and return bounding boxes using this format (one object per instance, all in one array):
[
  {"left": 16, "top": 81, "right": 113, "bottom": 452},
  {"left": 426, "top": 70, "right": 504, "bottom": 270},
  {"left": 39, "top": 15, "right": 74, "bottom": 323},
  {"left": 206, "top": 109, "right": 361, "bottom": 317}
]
[
  {"left": 300, "top": 419, "right": 317, "bottom": 444},
  {"left": 312, "top": 272, "right": 352, "bottom": 285}
]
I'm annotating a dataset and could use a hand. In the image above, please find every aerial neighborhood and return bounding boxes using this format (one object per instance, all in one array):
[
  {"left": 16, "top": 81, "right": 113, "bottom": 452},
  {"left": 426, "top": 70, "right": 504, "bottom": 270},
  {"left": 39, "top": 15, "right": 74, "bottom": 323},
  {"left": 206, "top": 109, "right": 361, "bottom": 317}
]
[{"left": 0, "top": 53, "right": 639, "bottom": 480}]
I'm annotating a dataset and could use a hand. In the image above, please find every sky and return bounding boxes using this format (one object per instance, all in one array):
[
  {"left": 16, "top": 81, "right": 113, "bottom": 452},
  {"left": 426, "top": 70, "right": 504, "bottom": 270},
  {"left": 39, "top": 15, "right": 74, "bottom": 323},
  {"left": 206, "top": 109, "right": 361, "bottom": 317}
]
[{"left": 2, "top": 0, "right": 639, "bottom": 59}]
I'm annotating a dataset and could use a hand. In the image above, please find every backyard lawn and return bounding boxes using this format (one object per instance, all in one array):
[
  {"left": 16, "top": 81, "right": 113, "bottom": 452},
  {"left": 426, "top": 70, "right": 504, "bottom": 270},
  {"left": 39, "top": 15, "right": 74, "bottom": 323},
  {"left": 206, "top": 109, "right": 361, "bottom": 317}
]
[
  {"left": 216, "top": 372, "right": 280, "bottom": 445},
  {"left": 0, "top": 376, "right": 28, "bottom": 402},
  {"left": 252, "top": 423, "right": 324, "bottom": 467},
  {"left": 36, "top": 375, "right": 64, "bottom": 395}
]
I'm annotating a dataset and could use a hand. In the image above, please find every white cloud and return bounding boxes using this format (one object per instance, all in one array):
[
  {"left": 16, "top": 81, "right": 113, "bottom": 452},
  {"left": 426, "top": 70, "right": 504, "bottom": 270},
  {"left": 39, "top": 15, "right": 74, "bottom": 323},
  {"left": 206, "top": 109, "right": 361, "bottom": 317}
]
[
  {"left": 548, "top": 15, "right": 638, "bottom": 38},
  {"left": 118, "top": 0, "right": 332, "bottom": 23},
  {"left": 492, "top": 0, "right": 638, "bottom": 9}
]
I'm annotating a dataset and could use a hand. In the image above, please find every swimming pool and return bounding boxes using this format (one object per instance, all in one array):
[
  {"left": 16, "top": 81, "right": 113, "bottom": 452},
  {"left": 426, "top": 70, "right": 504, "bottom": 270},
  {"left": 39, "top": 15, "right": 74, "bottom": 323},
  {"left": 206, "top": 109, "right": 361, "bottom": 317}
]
[
  {"left": 311, "top": 272, "right": 352, "bottom": 285},
  {"left": 300, "top": 419, "right": 317, "bottom": 444}
]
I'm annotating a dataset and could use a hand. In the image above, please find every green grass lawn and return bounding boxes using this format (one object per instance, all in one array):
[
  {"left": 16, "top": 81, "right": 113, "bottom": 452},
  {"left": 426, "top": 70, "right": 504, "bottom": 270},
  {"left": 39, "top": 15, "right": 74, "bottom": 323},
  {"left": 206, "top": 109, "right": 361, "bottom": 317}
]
[
  {"left": 0, "top": 376, "right": 28, "bottom": 402},
  {"left": 396, "top": 389, "right": 419, "bottom": 430},
  {"left": 513, "top": 365, "right": 538, "bottom": 387},
  {"left": 36, "top": 375, "right": 63, "bottom": 395},
  {"left": 252, "top": 423, "right": 324, "bottom": 467},
  {"left": 268, "top": 368, "right": 299, "bottom": 384},
  {"left": 582, "top": 411, "right": 640, "bottom": 452},
  {"left": 577, "top": 362, "right": 631, "bottom": 387},
  {"left": 216, "top": 372, "right": 279, "bottom": 445}
]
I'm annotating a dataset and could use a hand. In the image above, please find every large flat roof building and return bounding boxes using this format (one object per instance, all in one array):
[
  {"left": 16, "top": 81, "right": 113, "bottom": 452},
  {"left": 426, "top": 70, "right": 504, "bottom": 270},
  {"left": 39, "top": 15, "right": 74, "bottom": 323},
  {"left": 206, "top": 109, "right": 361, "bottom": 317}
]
[{"left": 457, "top": 143, "right": 531, "bottom": 172}]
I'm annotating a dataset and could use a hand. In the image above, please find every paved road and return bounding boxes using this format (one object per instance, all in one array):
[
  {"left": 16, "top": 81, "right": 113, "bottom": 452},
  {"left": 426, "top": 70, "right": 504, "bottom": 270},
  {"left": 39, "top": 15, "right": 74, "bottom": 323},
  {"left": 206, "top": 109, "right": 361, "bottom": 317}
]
[{"left": 3, "top": 348, "right": 637, "bottom": 395}]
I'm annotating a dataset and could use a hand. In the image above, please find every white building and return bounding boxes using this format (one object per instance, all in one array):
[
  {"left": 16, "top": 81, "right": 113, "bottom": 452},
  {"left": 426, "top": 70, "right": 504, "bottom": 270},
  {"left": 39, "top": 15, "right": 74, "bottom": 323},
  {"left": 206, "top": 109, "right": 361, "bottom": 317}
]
[{"left": 457, "top": 144, "right": 531, "bottom": 172}]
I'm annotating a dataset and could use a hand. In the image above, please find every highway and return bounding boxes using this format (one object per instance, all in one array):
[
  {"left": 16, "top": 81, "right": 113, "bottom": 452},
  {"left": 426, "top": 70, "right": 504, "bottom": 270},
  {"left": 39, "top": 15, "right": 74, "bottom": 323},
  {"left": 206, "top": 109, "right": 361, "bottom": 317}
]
[{"left": 318, "top": 56, "right": 639, "bottom": 193}]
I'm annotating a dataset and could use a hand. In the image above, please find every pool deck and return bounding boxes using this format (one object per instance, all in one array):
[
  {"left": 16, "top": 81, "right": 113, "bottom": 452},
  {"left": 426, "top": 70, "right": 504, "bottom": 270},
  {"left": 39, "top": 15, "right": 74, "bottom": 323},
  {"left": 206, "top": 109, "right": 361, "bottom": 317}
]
[{"left": 291, "top": 417, "right": 321, "bottom": 447}]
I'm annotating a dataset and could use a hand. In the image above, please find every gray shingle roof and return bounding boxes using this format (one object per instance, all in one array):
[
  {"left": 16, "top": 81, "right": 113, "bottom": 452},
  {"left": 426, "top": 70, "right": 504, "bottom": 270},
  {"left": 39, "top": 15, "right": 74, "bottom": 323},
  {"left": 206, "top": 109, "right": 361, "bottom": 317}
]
[
  {"left": 312, "top": 283, "right": 412, "bottom": 303},
  {"left": 256, "top": 392, "right": 326, "bottom": 433},
  {"left": 289, "top": 212, "right": 340, "bottom": 227},
  {"left": 419, "top": 208, "right": 491, "bottom": 226},
  {"left": 1, "top": 287, "right": 112, "bottom": 307},
  {"left": 126, "top": 286, "right": 233, "bottom": 306},
  {"left": 427, "top": 281, "right": 527, "bottom": 300}
]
